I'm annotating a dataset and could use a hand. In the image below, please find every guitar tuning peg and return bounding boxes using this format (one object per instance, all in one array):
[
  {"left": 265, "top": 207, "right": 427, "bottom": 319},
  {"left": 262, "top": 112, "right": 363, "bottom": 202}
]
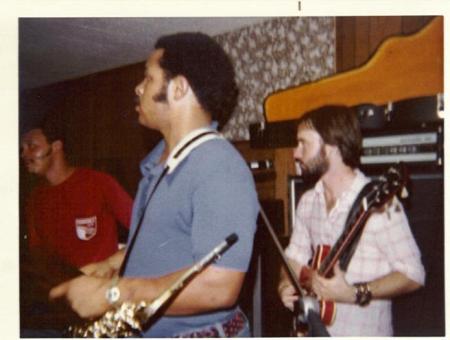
[{"left": 400, "top": 186, "right": 409, "bottom": 199}]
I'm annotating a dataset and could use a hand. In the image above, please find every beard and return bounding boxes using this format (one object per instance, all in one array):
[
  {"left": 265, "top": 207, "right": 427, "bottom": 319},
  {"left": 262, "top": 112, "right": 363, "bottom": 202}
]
[{"left": 299, "top": 146, "right": 329, "bottom": 184}]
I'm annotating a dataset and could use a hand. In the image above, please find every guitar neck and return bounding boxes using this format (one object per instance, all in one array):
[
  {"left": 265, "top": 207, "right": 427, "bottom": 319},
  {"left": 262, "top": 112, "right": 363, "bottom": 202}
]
[{"left": 318, "top": 205, "right": 371, "bottom": 277}]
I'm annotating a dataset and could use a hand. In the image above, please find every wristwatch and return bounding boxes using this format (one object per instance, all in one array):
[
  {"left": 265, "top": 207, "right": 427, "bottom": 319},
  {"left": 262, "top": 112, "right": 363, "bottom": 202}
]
[
  {"left": 105, "top": 276, "right": 121, "bottom": 305},
  {"left": 354, "top": 282, "right": 372, "bottom": 306}
]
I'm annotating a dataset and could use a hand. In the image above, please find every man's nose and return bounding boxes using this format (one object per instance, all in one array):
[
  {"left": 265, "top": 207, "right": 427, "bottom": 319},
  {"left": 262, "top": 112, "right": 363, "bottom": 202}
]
[
  {"left": 135, "top": 80, "right": 144, "bottom": 97},
  {"left": 293, "top": 146, "right": 302, "bottom": 161}
]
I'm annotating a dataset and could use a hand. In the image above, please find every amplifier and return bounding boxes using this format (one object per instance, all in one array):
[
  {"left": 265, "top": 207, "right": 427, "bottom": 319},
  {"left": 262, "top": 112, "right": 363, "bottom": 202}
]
[{"left": 360, "top": 123, "right": 443, "bottom": 167}]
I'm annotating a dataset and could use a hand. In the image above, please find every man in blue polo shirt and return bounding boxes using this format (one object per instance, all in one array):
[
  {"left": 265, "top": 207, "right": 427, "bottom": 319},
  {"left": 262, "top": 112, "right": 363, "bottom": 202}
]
[{"left": 50, "top": 32, "right": 260, "bottom": 337}]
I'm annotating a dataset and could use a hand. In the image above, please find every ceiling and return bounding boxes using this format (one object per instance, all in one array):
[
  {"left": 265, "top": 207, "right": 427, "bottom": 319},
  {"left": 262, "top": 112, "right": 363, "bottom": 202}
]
[{"left": 19, "top": 17, "right": 269, "bottom": 91}]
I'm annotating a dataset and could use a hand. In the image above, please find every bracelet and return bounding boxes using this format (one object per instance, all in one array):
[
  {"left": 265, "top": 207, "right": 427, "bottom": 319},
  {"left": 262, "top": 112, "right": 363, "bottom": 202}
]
[{"left": 353, "top": 282, "right": 372, "bottom": 306}]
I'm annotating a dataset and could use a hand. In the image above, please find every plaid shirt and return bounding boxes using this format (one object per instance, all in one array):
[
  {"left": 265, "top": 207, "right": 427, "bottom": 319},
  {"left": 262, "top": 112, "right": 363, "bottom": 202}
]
[{"left": 285, "top": 169, "right": 425, "bottom": 336}]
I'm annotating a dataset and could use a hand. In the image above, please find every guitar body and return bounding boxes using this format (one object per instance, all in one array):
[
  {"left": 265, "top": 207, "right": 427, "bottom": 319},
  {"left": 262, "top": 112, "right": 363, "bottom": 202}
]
[{"left": 299, "top": 245, "right": 336, "bottom": 326}]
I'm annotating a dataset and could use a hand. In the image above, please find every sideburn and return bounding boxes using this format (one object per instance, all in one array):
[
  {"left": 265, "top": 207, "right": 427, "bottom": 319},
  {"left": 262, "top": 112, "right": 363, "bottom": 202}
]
[{"left": 152, "top": 82, "right": 168, "bottom": 103}]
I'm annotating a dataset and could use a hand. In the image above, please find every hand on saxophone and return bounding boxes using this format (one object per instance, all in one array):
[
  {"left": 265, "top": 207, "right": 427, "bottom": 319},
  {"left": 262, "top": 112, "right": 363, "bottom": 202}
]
[{"left": 49, "top": 275, "right": 112, "bottom": 319}]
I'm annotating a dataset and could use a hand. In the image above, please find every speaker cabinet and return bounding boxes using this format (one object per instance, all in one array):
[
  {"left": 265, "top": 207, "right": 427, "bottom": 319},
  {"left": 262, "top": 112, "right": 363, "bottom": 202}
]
[{"left": 391, "top": 172, "right": 444, "bottom": 336}]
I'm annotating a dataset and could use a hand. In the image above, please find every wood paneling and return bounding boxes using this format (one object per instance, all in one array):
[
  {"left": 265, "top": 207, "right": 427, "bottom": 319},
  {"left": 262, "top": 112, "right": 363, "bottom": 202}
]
[
  {"left": 335, "top": 18, "right": 355, "bottom": 72},
  {"left": 369, "top": 17, "right": 403, "bottom": 54},
  {"left": 354, "top": 17, "right": 370, "bottom": 67},
  {"left": 336, "top": 16, "right": 434, "bottom": 73},
  {"left": 402, "top": 16, "right": 435, "bottom": 34}
]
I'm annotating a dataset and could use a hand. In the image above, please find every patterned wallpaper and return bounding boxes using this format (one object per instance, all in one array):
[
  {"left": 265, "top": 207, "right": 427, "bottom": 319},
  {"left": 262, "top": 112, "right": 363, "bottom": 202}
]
[{"left": 216, "top": 17, "right": 336, "bottom": 140}]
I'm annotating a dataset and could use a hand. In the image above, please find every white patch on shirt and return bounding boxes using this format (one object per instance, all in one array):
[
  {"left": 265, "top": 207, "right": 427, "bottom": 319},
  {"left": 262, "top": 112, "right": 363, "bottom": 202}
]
[{"left": 75, "top": 216, "right": 97, "bottom": 241}]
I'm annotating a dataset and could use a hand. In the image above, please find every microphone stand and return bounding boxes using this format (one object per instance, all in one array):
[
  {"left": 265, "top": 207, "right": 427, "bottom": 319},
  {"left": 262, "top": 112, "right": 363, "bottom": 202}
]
[{"left": 259, "top": 207, "right": 330, "bottom": 337}]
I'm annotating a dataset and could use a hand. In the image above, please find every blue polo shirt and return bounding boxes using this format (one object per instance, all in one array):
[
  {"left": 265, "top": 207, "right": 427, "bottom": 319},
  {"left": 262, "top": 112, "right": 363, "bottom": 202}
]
[{"left": 123, "top": 128, "right": 259, "bottom": 337}]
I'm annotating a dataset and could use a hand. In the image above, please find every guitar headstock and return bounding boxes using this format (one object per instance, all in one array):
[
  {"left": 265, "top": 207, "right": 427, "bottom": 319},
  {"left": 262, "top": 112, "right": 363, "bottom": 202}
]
[{"left": 370, "top": 164, "right": 407, "bottom": 209}]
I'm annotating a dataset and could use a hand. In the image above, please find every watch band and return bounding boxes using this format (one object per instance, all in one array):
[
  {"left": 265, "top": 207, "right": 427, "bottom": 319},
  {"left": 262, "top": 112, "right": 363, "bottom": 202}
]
[
  {"left": 354, "top": 282, "right": 372, "bottom": 306},
  {"left": 105, "top": 276, "right": 121, "bottom": 305}
]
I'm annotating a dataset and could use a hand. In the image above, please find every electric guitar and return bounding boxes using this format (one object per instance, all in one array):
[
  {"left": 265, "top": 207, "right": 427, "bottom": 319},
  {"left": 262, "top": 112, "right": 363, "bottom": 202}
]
[{"left": 298, "top": 165, "right": 407, "bottom": 326}]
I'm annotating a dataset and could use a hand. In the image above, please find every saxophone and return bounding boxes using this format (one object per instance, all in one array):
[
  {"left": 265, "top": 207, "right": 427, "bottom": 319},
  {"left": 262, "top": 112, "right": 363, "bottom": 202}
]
[
  {"left": 67, "top": 301, "right": 148, "bottom": 337},
  {"left": 66, "top": 233, "right": 238, "bottom": 337}
]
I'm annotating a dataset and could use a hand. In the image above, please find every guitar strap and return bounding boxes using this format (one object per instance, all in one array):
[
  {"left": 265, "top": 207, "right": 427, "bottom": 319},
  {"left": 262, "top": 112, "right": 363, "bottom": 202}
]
[{"left": 337, "top": 180, "right": 379, "bottom": 271}]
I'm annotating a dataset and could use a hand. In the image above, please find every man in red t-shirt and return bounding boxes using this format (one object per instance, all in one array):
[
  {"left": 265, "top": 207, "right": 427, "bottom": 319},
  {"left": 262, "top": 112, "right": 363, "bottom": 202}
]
[{"left": 21, "top": 119, "right": 133, "bottom": 272}]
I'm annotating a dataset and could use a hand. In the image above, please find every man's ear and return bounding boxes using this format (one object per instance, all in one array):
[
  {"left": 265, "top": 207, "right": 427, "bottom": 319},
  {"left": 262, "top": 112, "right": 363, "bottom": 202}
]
[
  {"left": 325, "top": 144, "right": 339, "bottom": 159},
  {"left": 52, "top": 140, "right": 64, "bottom": 152},
  {"left": 168, "top": 75, "right": 190, "bottom": 101}
]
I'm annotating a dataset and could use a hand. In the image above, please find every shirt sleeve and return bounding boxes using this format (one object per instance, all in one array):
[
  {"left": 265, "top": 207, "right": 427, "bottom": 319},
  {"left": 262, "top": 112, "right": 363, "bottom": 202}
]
[
  {"left": 372, "top": 197, "right": 425, "bottom": 285},
  {"left": 190, "top": 164, "right": 259, "bottom": 272},
  {"left": 285, "top": 195, "right": 313, "bottom": 267},
  {"left": 100, "top": 173, "right": 133, "bottom": 229}
]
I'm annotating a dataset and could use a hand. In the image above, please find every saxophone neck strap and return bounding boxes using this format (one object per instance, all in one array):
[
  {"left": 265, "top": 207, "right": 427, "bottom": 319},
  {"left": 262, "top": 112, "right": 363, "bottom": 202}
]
[
  {"left": 165, "top": 128, "right": 222, "bottom": 174},
  {"left": 119, "top": 128, "right": 222, "bottom": 276}
]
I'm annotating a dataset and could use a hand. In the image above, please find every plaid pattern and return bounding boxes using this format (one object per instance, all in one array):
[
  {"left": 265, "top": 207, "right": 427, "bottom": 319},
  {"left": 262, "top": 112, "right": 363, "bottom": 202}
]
[
  {"left": 174, "top": 311, "right": 246, "bottom": 338},
  {"left": 285, "top": 170, "right": 425, "bottom": 336}
]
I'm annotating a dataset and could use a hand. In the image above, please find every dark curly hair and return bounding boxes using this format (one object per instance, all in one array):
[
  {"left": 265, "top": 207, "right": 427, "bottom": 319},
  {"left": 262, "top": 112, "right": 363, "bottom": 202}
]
[
  {"left": 24, "top": 113, "right": 74, "bottom": 161},
  {"left": 155, "top": 32, "right": 239, "bottom": 129},
  {"left": 299, "top": 105, "right": 362, "bottom": 168},
  {"left": 38, "top": 114, "right": 65, "bottom": 145}
]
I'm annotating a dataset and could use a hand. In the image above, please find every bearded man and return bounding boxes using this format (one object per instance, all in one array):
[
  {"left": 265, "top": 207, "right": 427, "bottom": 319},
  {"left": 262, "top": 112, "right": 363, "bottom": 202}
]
[{"left": 278, "top": 105, "right": 424, "bottom": 336}]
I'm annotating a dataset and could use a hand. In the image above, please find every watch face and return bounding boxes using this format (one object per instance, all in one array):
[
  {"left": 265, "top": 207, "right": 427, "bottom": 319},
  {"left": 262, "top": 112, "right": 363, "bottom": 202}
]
[{"left": 106, "top": 286, "right": 120, "bottom": 304}]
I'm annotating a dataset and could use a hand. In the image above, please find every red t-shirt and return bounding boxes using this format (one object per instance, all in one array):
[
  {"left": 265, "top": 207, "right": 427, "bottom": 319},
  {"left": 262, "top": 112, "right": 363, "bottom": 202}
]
[{"left": 26, "top": 168, "right": 132, "bottom": 268}]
